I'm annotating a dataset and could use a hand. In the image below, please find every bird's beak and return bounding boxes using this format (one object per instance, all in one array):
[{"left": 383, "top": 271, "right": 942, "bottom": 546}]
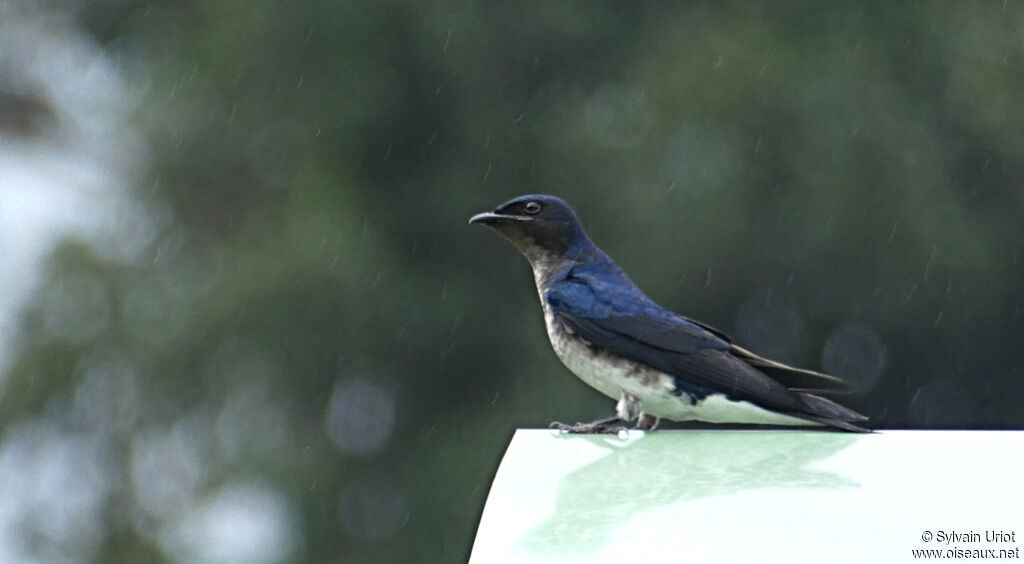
[{"left": 468, "top": 212, "right": 531, "bottom": 225}]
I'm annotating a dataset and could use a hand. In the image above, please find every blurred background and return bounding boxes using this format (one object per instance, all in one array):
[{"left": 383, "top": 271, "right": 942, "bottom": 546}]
[{"left": 0, "top": 0, "right": 1022, "bottom": 562}]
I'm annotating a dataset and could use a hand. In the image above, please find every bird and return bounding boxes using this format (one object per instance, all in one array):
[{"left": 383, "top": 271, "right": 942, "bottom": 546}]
[{"left": 469, "top": 194, "right": 869, "bottom": 433}]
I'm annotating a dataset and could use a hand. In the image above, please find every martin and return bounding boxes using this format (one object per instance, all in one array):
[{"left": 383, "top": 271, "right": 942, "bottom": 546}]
[{"left": 469, "top": 195, "right": 869, "bottom": 433}]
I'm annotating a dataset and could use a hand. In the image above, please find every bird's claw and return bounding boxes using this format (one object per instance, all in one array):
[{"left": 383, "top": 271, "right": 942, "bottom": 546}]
[{"left": 549, "top": 420, "right": 626, "bottom": 435}]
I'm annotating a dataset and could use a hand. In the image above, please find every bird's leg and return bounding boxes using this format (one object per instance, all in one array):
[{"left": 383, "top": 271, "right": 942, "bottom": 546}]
[
  {"left": 552, "top": 391, "right": 647, "bottom": 434},
  {"left": 619, "top": 394, "right": 660, "bottom": 430},
  {"left": 616, "top": 391, "right": 640, "bottom": 422},
  {"left": 549, "top": 391, "right": 642, "bottom": 434},
  {"left": 549, "top": 415, "right": 624, "bottom": 434},
  {"left": 635, "top": 412, "right": 659, "bottom": 431}
]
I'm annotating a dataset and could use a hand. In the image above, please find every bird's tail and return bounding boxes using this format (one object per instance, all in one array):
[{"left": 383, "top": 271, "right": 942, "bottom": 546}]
[
  {"left": 788, "top": 392, "right": 871, "bottom": 433},
  {"left": 730, "top": 344, "right": 854, "bottom": 393}
]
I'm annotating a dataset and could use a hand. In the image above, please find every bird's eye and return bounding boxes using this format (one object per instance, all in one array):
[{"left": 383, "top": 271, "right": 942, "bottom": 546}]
[{"left": 523, "top": 201, "right": 542, "bottom": 215}]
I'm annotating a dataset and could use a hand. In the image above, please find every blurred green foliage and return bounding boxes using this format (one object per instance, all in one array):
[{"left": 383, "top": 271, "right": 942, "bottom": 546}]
[{"left": 1, "top": 1, "right": 1023, "bottom": 562}]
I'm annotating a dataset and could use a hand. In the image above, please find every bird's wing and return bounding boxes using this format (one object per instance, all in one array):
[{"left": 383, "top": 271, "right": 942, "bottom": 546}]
[
  {"left": 639, "top": 309, "right": 854, "bottom": 393},
  {"left": 545, "top": 274, "right": 730, "bottom": 354},
  {"left": 545, "top": 275, "right": 804, "bottom": 410}
]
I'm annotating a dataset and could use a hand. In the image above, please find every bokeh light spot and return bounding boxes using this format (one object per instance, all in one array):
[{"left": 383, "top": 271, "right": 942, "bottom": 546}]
[
  {"left": 821, "top": 323, "right": 887, "bottom": 391},
  {"left": 0, "top": 420, "right": 112, "bottom": 561},
  {"left": 73, "top": 354, "right": 139, "bottom": 431},
  {"left": 43, "top": 274, "right": 111, "bottom": 344},
  {"left": 324, "top": 378, "right": 395, "bottom": 457},
  {"left": 131, "top": 425, "right": 206, "bottom": 520},
  {"left": 161, "top": 480, "right": 300, "bottom": 564}
]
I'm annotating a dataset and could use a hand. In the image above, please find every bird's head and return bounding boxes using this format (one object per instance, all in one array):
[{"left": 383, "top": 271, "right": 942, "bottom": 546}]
[{"left": 469, "top": 194, "right": 591, "bottom": 261}]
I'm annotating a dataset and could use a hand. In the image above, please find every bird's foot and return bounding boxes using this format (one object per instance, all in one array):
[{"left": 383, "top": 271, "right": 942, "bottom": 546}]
[
  {"left": 549, "top": 416, "right": 625, "bottom": 435},
  {"left": 634, "top": 412, "right": 659, "bottom": 431}
]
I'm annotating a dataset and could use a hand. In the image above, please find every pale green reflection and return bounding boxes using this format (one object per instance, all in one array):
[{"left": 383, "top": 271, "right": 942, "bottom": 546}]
[{"left": 523, "top": 430, "right": 862, "bottom": 554}]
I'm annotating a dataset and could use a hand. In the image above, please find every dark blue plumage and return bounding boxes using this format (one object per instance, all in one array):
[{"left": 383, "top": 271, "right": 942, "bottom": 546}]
[{"left": 470, "top": 194, "right": 868, "bottom": 432}]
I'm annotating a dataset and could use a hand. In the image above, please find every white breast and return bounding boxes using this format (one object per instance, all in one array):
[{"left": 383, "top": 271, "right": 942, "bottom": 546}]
[{"left": 540, "top": 300, "right": 677, "bottom": 405}]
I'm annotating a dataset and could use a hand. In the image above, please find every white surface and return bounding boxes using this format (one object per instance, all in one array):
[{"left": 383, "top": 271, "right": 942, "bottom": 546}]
[{"left": 471, "top": 429, "right": 1024, "bottom": 563}]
